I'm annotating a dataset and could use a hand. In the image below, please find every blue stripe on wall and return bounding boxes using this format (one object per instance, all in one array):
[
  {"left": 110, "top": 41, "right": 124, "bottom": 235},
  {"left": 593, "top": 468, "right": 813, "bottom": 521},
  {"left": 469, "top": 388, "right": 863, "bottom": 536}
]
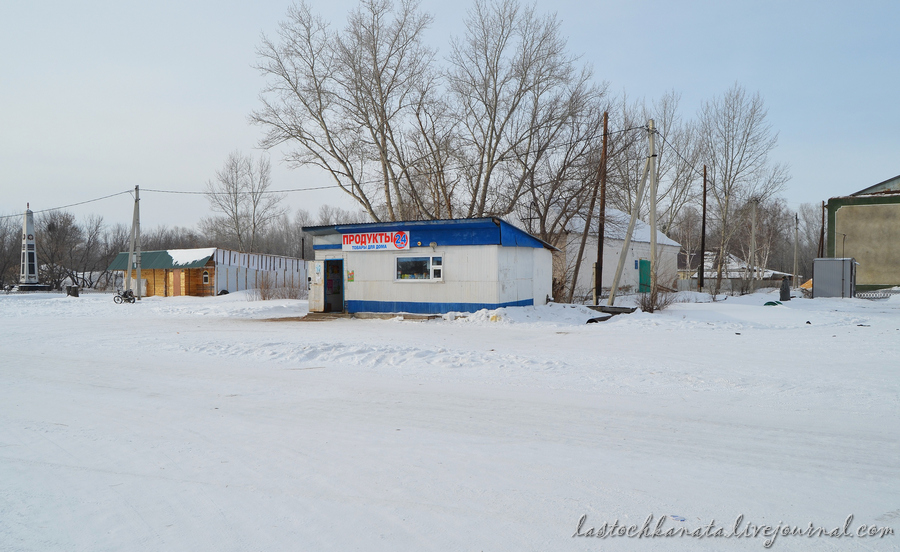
[{"left": 345, "top": 299, "right": 534, "bottom": 314}]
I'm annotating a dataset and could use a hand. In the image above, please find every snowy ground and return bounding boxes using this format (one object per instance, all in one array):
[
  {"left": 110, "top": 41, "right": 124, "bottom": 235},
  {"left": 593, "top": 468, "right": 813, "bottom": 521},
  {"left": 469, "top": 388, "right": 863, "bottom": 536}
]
[{"left": 1, "top": 290, "right": 898, "bottom": 551}]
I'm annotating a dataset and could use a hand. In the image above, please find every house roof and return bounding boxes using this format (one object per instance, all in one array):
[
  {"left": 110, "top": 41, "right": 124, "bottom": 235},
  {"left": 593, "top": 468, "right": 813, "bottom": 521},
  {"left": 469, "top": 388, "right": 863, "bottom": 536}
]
[
  {"left": 108, "top": 248, "right": 217, "bottom": 271},
  {"left": 303, "top": 217, "right": 558, "bottom": 251},
  {"left": 602, "top": 209, "right": 681, "bottom": 247},
  {"left": 851, "top": 174, "right": 900, "bottom": 196},
  {"left": 693, "top": 252, "right": 792, "bottom": 279}
]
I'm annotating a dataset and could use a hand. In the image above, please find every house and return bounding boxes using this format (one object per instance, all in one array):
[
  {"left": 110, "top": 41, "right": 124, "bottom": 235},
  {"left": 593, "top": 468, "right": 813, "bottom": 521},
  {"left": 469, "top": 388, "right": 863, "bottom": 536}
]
[
  {"left": 555, "top": 209, "right": 681, "bottom": 300},
  {"left": 107, "top": 248, "right": 306, "bottom": 297},
  {"left": 690, "top": 252, "right": 792, "bottom": 293},
  {"left": 826, "top": 174, "right": 900, "bottom": 291},
  {"left": 302, "top": 218, "right": 555, "bottom": 314}
]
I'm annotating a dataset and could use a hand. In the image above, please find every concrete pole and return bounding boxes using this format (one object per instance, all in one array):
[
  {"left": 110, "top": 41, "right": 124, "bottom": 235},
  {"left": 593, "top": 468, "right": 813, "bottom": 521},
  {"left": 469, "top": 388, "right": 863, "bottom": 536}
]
[
  {"left": 793, "top": 213, "right": 799, "bottom": 288},
  {"left": 607, "top": 123, "right": 653, "bottom": 306},
  {"left": 135, "top": 186, "right": 141, "bottom": 300}
]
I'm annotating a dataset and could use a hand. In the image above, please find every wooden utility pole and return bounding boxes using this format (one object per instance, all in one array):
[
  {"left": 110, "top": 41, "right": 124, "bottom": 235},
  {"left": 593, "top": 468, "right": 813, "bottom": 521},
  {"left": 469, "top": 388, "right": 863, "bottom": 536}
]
[
  {"left": 698, "top": 165, "right": 707, "bottom": 291},
  {"left": 817, "top": 201, "right": 825, "bottom": 258},
  {"left": 594, "top": 111, "right": 608, "bottom": 305},
  {"left": 749, "top": 197, "right": 757, "bottom": 291},
  {"left": 793, "top": 213, "right": 799, "bottom": 287}
]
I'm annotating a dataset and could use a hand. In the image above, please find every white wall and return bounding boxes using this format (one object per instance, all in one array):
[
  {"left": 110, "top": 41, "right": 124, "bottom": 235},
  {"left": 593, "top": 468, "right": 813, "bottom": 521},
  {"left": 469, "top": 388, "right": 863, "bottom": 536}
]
[
  {"left": 327, "top": 245, "right": 502, "bottom": 306},
  {"left": 567, "top": 235, "right": 680, "bottom": 299},
  {"left": 213, "top": 249, "right": 307, "bottom": 294},
  {"left": 315, "top": 244, "right": 553, "bottom": 308}
]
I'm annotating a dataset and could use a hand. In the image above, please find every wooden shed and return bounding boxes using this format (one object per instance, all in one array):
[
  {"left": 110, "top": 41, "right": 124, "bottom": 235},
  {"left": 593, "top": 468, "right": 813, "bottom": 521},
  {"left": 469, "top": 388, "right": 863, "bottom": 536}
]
[{"left": 108, "top": 248, "right": 306, "bottom": 297}]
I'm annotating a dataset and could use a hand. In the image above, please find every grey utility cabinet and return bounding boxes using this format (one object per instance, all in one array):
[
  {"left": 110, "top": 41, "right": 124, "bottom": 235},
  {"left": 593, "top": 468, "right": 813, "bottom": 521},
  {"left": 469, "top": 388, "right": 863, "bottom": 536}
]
[{"left": 812, "top": 258, "right": 857, "bottom": 298}]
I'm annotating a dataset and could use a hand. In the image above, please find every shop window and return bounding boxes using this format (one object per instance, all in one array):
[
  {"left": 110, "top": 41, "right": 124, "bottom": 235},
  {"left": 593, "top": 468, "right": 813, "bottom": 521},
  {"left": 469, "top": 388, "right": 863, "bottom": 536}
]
[
  {"left": 396, "top": 256, "right": 443, "bottom": 281},
  {"left": 202, "top": 271, "right": 210, "bottom": 285}
]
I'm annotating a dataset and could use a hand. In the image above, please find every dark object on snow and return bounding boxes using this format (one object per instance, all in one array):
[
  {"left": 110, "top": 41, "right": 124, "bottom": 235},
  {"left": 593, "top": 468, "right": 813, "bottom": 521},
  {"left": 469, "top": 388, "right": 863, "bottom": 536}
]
[
  {"left": 66, "top": 285, "right": 79, "bottom": 297},
  {"left": 218, "top": 289, "right": 229, "bottom": 295},
  {"left": 586, "top": 315, "right": 613, "bottom": 324},
  {"left": 114, "top": 289, "right": 135, "bottom": 304},
  {"left": 780, "top": 276, "right": 791, "bottom": 301}
]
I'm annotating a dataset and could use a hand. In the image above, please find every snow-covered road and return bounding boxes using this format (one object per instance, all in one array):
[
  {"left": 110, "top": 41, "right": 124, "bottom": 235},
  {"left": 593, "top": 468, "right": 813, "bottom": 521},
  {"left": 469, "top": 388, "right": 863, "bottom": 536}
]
[{"left": 1, "top": 292, "right": 897, "bottom": 550}]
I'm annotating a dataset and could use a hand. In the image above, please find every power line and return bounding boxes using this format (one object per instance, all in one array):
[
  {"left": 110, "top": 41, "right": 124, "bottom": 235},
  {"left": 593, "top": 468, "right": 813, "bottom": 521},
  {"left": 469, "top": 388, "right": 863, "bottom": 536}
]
[
  {"left": 653, "top": 130, "right": 708, "bottom": 183},
  {"left": 1, "top": 124, "right": 649, "bottom": 218},
  {"left": 0, "top": 190, "right": 133, "bottom": 220},
  {"left": 142, "top": 184, "right": 343, "bottom": 196}
]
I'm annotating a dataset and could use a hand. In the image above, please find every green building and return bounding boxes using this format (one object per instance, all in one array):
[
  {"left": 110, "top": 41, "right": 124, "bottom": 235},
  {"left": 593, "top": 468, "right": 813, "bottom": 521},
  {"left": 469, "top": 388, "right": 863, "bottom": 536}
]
[{"left": 827, "top": 174, "right": 900, "bottom": 291}]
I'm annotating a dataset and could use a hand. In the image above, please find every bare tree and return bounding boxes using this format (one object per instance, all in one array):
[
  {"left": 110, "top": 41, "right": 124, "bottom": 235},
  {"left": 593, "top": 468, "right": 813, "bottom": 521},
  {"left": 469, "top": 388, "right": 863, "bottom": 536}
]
[
  {"left": 204, "top": 151, "right": 286, "bottom": 253},
  {"left": 253, "top": 0, "right": 435, "bottom": 221},
  {"left": 0, "top": 215, "right": 19, "bottom": 287},
  {"left": 35, "top": 210, "right": 82, "bottom": 290},
  {"left": 317, "top": 204, "right": 370, "bottom": 225},
  {"left": 698, "top": 83, "right": 789, "bottom": 294},
  {"left": 447, "top": 0, "right": 590, "bottom": 218}
]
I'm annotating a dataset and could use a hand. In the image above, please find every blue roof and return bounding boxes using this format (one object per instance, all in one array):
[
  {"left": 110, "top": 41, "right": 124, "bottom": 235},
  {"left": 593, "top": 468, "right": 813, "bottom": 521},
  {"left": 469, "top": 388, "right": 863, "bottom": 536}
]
[{"left": 303, "top": 217, "right": 557, "bottom": 251}]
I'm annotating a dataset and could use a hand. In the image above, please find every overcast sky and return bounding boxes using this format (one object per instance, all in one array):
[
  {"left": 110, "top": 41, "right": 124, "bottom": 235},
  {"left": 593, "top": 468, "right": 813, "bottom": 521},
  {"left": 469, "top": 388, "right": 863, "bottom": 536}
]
[{"left": 1, "top": 0, "right": 897, "bottom": 228}]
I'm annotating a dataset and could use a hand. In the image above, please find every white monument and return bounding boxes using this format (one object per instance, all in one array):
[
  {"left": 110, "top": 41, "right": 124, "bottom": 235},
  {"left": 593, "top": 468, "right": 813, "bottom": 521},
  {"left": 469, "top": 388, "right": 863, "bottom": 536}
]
[{"left": 20, "top": 204, "right": 39, "bottom": 284}]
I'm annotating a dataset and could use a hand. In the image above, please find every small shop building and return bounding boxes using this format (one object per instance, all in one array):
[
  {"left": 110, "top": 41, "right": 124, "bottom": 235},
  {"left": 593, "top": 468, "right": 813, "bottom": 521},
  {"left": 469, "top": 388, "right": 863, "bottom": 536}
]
[
  {"left": 302, "top": 218, "right": 556, "bottom": 314},
  {"left": 108, "top": 248, "right": 306, "bottom": 297}
]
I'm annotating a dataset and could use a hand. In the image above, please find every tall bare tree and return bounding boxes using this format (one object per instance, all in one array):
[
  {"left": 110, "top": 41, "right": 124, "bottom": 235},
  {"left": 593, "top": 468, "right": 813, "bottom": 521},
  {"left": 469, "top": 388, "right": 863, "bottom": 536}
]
[
  {"left": 699, "top": 83, "right": 789, "bottom": 294},
  {"left": 447, "top": 0, "right": 589, "bottom": 218},
  {"left": 35, "top": 210, "right": 82, "bottom": 290},
  {"left": 0, "top": 215, "right": 19, "bottom": 287},
  {"left": 253, "top": 0, "right": 435, "bottom": 221},
  {"left": 203, "top": 151, "right": 286, "bottom": 253}
]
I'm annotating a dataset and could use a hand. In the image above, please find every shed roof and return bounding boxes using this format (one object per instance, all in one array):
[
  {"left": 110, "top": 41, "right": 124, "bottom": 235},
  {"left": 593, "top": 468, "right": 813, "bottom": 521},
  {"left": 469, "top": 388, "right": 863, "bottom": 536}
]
[
  {"left": 304, "top": 217, "right": 558, "bottom": 251},
  {"left": 108, "top": 248, "right": 216, "bottom": 271}
]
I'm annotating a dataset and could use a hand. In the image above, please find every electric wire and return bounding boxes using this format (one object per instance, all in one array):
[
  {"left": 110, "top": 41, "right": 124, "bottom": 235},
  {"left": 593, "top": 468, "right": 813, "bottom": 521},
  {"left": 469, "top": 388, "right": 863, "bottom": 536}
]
[
  {"left": 2, "top": 123, "right": 649, "bottom": 216},
  {"left": 0, "top": 190, "right": 134, "bottom": 220}
]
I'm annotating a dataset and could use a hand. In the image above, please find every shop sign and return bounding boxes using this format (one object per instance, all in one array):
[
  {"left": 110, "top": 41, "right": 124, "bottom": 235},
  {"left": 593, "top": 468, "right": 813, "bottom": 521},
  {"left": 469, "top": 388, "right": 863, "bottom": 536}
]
[{"left": 342, "top": 231, "right": 409, "bottom": 251}]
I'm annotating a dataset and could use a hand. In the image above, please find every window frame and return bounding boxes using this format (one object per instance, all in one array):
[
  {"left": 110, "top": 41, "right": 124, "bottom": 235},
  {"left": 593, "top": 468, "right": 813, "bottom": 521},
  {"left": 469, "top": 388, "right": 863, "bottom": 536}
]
[{"left": 394, "top": 254, "right": 443, "bottom": 282}]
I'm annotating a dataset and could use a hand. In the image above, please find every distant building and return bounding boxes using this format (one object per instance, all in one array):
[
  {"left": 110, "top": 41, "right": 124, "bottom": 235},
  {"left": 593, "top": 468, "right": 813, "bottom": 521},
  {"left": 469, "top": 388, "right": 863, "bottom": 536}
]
[
  {"left": 690, "top": 252, "right": 792, "bottom": 293},
  {"left": 303, "top": 218, "right": 555, "bottom": 314},
  {"left": 826, "top": 174, "right": 900, "bottom": 291},
  {"left": 108, "top": 248, "right": 306, "bottom": 297},
  {"left": 554, "top": 209, "right": 681, "bottom": 300}
]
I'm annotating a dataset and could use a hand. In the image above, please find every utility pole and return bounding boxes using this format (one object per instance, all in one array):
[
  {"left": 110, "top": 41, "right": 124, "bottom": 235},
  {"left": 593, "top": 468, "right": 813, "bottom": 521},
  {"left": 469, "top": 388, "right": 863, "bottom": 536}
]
[
  {"left": 793, "top": 213, "right": 799, "bottom": 288},
  {"left": 648, "top": 119, "right": 658, "bottom": 299},
  {"left": 126, "top": 185, "right": 142, "bottom": 300},
  {"left": 608, "top": 120, "right": 654, "bottom": 306},
  {"left": 749, "top": 198, "right": 757, "bottom": 291},
  {"left": 817, "top": 201, "right": 825, "bottom": 258},
  {"left": 594, "top": 111, "right": 608, "bottom": 305},
  {"left": 698, "top": 165, "right": 707, "bottom": 291}
]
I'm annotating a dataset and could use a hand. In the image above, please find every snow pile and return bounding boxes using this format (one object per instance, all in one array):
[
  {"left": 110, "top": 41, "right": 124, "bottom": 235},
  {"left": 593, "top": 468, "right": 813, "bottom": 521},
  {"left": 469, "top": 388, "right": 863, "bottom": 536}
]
[{"left": 445, "top": 302, "right": 601, "bottom": 326}]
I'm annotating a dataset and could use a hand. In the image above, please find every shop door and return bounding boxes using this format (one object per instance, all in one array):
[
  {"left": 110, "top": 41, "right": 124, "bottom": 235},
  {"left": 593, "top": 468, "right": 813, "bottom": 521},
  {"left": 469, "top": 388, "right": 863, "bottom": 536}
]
[
  {"left": 308, "top": 261, "right": 325, "bottom": 312},
  {"left": 324, "top": 259, "right": 344, "bottom": 313}
]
